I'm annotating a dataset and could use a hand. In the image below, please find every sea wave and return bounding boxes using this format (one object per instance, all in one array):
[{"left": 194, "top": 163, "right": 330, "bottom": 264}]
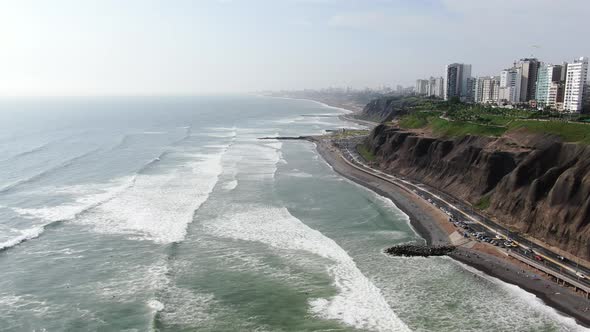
[
  {"left": 221, "top": 180, "right": 238, "bottom": 191},
  {"left": 0, "top": 148, "right": 101, "bottom": 194},
  {"left": 12, "top": 175, "right": 137, "bottom": 223},
  {"left": 6, "top": 138, "right": 230, "bottom": 249},
  {"left": 454, "top": 260, "right": 587, "bottom": 332},
  {"left": 170, "top": 125, "right": 193, "bottom": 146},
  {"left": 5, "top": 142, "right": 53, "bottom": 160},
  {"left": 0, "top": 227, "right": 44, "bottom": 251},
  {"left": 204, "top": 204, "right": 411, "bottom": 332},
  {"left": 70, "top": 147, "right": 227, "bottom": 243}
]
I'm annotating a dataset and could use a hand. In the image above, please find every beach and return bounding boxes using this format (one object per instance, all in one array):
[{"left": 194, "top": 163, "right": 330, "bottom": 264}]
[{"left": 313, "top": 136, "right": 590, "bottom": 328}]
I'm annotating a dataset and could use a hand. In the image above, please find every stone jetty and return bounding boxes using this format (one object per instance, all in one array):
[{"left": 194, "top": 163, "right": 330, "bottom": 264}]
[
  {"left": 385, "top": 244, "right": 456, "bottom": 257},
  {"left": 258, "top": 136, "right": 310, "bottom": 140}
]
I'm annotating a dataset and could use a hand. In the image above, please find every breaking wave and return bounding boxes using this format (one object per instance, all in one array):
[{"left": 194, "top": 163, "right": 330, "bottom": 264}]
[{"left": 204, "top": 205, "right": 411, "bottom": 332}]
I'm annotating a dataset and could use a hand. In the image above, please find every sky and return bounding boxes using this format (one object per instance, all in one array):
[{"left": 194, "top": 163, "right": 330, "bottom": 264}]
[{"left": 1, "top": 0, "right": 589, "bottom": 96}]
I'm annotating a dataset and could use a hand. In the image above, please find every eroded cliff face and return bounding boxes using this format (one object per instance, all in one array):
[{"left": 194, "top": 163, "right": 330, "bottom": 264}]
[
  {"left": 357, "top": 97, "right": 411, "bottom": 122},
  {"left": 365, "top": 124, "right": 590, "bottom": 259}
]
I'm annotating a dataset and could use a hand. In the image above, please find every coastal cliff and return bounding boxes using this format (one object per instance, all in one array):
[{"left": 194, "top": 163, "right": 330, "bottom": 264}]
[
  {"left": 357, "top": 96, "right": 429, "bottom": 122},
  {"left": 364, "top": 124, "right": 590, "bottom": 260}
]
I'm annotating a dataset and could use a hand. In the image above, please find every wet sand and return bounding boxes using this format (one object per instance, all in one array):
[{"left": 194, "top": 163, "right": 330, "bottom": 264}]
[{"left": 313, "top": 137, "right": 590, "bottom": 327}]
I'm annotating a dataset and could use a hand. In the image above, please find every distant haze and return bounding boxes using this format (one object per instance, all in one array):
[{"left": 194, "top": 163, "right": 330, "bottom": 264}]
[{"left": 1, "top": 0, "right": 589, "bottom": 96}]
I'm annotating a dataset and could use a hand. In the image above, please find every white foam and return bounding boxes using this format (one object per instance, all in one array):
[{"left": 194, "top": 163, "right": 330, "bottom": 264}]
[
  {"left": 12, "top": 176, "right": 135, "bottom": 223},
  {"left": 204, "top": 204, "right": 410, "bottom": 332},
  {"left": 95, "top": 261, "right": 170, "bottom": 300},
  {"left": 148, "top": 299, "right": 165, "bottom": 312},
  {"left": 222, "top": 180, "right": 238, "bottom": 191},
  {"left": 0, "top": 227, "right": 44, "bottom": 250},
  {"left": 273, "top": 116, "right": 305, "bottom": 124},
  {"left": 0, "top": 294, "right": 50, "bottom": 313},
  {"left": 263, "top": 141, "right": 282, "bottom": 150},
  {"left": 206, "top": 130, "right": 237, "bottom": 138},
  {"left": 12, "top": 146, "right": 226, "bottom": 244},
  {"left": 207, "top": 126, "right": 237, "bottom": 132},
  {"left": 454, "top": 260, "right": 588, "bottom": 332},
  {"left": 341, "top": 176, "right": 420, "bottom": 238},
  {"left": 74, "top": 151, "right": 225, "bottom": 243},
  {"left": 284, "top": 171, "right": 313, "bottom": 178},
  {"left": 157, "top": 287, "right": 217, "bottom": 326},
  {"left": 271, "top": 115, "right": 337, "bottom": 127},
  {"left": 227, "top": 141, "right": 282, "bottom": 180}
]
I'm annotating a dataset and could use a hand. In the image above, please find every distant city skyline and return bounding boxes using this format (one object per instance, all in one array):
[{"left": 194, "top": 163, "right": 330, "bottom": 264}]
[{"left": 1, "top": 0, "right": 590, "bottom": 96}]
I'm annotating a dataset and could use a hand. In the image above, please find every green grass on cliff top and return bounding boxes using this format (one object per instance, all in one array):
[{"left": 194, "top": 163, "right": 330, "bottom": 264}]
[
  {"left": 398, "top": 112, "right": 507, "bottom": 137},
  {"left": 508, "top": 120, "right": 590, "bottom": 144},
  {"left": 430, "top": 117, "right": 507, "bottom": 137},
  {"left": 396, "top": 104, "right": 590, "bottom": 144},
  {"left": 398, "top": 112, "right": 430, "bottom": 128}
]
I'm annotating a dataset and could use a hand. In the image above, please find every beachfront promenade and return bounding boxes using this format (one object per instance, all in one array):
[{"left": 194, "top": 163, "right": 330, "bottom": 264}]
[{"left": 332, "top": 136, "right": 590, "bottom": 297}]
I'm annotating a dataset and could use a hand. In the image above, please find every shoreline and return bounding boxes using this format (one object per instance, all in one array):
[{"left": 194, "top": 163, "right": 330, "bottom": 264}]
[
  {"left": 261, "top": 94, "right": 364, "bottom": 114},
  {"left": 312, "top": 137, "right": 590, "bottom": 328}
]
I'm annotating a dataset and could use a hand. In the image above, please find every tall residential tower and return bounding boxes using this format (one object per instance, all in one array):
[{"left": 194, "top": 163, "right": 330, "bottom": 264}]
[
  {"left": 444, "top": 63, "right": 472, "bottom": 101},
  {"left": 515, "top": 58, "right": 540, "bottom": 102},
  {"left": 415, "top": 79, "right": 429, "bottom": 95},
  {"left": 499, "top": 68, "right": 522, "bottom": 104},
  {"left": 535, "top": 64, "right": 564, "bottom": 109},
  {"left": 564, "top": 57, "right": 589, "bottom": 112}
]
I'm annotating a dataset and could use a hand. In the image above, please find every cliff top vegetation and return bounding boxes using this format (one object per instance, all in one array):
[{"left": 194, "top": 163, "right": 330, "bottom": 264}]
[{"left": 388, "top": 97, "right": 590, "bottom": 144}]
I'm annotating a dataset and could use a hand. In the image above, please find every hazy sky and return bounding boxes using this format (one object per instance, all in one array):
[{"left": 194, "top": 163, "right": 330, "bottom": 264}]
[{"left": 1, "top": 0, "right": 589, "bottom": 96}]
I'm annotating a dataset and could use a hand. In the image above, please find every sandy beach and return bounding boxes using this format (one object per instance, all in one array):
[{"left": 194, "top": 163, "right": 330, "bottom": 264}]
[{"left": 313, "top": 137, "right": 590, "bottom": 328}]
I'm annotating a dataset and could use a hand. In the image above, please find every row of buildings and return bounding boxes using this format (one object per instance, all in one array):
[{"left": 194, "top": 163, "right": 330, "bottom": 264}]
[{"left": 415, "top": 56, "right": 589, "bottom": 112}]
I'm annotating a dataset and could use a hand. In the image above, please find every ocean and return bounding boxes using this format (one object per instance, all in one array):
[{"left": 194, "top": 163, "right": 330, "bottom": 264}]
[{"left": 0, "top": 96, "right": 585, "bottom": 331}]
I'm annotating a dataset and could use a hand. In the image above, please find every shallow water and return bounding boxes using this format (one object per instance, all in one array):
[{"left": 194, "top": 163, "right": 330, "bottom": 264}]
[{"left": 0, "top": 96, "right": 585, "bottom": 331}]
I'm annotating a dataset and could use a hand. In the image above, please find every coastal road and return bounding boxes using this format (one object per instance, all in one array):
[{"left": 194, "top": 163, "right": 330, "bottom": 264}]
[{"left": 334, "top": 138, "right": 590, "bottom": 290}]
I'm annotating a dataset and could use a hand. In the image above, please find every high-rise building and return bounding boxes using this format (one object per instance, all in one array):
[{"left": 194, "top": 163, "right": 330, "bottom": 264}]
[
  {"left": 433, "top": 77, "right": 444, "bottom": 98},
  {"left": 583, "top": 83, "right": 590, "bottom": 112},
  {"left": 536, "top": 64, "right": 564, "bottom": 109},
  {"left": 564, "top": 57, "right": 589, "bottom": 112},
  {"left": 474, "top": 76, "right": 500, "bottom": 103},
  {"left": 499, "top": 68, "right": 522, "bottom": 103},
  {"left": 445, "top": 63, "right": 472, "bottom": 101},
  {"left": 415, "top": 79, "right": 429, "bottom": 95},
  {"left": 515, "top": 58, "right": 540, "bottom": 102},
  {"left": 427, "top": 77, "right": 436, "bottom": 96},
  {"left": 465, "top": 77, "right": 477, "bottom": 103}
]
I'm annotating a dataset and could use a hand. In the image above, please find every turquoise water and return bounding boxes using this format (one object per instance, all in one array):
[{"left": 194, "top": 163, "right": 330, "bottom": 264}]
[{"left": 0, "top": 96, "right": 585, "bottom": 331}]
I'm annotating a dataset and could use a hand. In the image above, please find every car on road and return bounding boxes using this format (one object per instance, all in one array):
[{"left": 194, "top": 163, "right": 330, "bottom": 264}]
[
  {"left": 534, "top": 255, "right": 543, "bottom": 262},
  {"left": 576, "top": 272, "right": 587, "bottom": 280}
]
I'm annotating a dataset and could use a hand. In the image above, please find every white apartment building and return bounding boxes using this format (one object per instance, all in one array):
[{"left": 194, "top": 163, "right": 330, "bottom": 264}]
[
  {"left": 499, "top": 68, "right": 522, "bottom": 103},
  {"left": 433, "top": 77, "right": 444, "bottom": 98},
  {"left": 474, "top": 76, "right": 500, "bottom": 103},
  {"left": 564, "top": 57, "right": 589, "bottom": 112},
  {"left": 415, "top": 79, "right": 429, "bottom": 95}
]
